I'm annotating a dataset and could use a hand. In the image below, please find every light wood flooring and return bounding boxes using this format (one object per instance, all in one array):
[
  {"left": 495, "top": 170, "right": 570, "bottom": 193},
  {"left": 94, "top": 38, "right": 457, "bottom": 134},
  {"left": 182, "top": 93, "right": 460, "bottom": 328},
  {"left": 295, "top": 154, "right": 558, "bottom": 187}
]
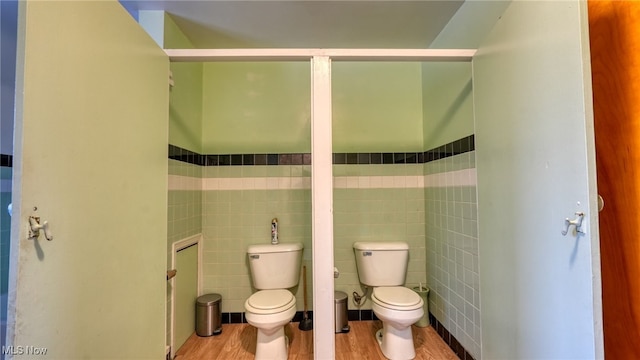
[{"left": 175, "top": 321, "right": 458, "bottom": 359}]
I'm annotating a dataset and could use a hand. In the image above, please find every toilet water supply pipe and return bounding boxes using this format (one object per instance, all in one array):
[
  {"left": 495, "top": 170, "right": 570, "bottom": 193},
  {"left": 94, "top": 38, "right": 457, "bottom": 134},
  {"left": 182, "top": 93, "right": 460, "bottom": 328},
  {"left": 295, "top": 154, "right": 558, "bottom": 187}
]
[{"left": 353, "top": 286, "right": 369, "bottom": 306}]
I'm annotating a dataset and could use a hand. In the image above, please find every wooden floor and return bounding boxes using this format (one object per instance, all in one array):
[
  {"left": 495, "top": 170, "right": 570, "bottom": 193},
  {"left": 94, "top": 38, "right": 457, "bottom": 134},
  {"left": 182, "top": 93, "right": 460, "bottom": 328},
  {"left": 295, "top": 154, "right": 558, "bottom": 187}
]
[{"left": 175, "top": 321, "right": 458, "bottom": 359}]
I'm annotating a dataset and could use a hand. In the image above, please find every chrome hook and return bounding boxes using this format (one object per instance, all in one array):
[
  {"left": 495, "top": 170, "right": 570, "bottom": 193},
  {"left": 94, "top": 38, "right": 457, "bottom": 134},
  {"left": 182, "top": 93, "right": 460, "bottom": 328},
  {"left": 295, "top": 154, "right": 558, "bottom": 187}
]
[{"left": 561, "top": 212, "right": 584, "bottom": 236}]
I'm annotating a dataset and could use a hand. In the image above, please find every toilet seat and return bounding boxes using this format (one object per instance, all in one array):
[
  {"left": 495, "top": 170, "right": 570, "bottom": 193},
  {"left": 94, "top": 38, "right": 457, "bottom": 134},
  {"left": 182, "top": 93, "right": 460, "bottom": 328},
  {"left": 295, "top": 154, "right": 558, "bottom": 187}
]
[
  {"left": 372, "top": 286, "right": 423, "bottom": 311},
  {"left": 245, "top": 289, "right": 295, "bottom": 314}
]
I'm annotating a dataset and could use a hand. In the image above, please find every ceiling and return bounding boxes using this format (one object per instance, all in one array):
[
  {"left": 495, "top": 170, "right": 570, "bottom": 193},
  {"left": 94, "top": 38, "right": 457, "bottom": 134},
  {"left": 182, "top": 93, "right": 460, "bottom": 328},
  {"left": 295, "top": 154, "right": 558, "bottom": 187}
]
[{"left": 120, "top": 1, "right": 465, "bottom": 49}]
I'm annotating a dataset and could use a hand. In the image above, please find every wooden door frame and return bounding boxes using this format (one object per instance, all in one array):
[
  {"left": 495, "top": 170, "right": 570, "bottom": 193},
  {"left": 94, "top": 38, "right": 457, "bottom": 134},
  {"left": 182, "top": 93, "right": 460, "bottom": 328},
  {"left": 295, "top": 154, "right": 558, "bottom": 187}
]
[{"left": 588, "top": 1, "right": 640, "bottom": 357}]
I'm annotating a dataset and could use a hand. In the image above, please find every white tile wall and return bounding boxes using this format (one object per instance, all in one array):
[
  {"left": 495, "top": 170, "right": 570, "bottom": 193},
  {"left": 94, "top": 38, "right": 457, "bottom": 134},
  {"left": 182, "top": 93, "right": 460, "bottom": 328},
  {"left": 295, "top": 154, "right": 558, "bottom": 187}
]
[
  {"left": 169, "top": 172, "right": 476, "bottom": 191},
  {"left": 425, "top": 151, "right": 481, "bottom": 359}
]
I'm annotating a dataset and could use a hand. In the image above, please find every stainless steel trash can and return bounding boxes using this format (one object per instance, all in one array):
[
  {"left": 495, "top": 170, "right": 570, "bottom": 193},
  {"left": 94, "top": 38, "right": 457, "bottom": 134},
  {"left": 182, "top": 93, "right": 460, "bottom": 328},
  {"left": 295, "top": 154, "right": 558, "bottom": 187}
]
[
  {"left": 335, "top": 291, "right": 350, "bottom": 333},
  {"left": 196, "top": 293, "right": 222, "bottom": 336}
]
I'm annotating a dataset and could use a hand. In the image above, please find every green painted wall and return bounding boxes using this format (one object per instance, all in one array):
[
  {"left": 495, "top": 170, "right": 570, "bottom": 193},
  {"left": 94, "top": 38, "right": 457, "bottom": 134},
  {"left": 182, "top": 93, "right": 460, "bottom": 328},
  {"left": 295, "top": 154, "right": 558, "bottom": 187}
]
[
  {"left": 333, "top": 62, "right": 424, "bottom": 152},
  {"left": 200, "top": 62, "right": 424, "bottom": 154},
  {"left": 421, "top": 1, "right": 509, "bottom": 150},
  {"left": 165, "top": 14, "right": 203, "bottom": 153},
  {"left": 201, "top": 62, "right": 311, "bottom": 154},
  {"left": 421, "top": 63, "right": 474, "bottom": 150}
]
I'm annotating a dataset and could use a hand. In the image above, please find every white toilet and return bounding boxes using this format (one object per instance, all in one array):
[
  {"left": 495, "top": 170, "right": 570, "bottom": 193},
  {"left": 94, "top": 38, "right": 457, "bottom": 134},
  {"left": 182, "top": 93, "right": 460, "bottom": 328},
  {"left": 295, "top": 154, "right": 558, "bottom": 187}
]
[
  {"left": 244, "top": 243, "right": 303, "bottom": 360},
  {"left": 353, "top": 241, "right": 424, "bottom": 360}
]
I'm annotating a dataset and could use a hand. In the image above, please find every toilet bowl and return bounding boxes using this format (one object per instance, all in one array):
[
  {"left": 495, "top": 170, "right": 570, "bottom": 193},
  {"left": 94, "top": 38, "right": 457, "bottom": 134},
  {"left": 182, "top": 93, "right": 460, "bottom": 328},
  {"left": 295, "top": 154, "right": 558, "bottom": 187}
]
[
  {"left": 244, "top": 289, "right": 297, "bottom": 360},
  {"left": 245, "top": 243, "right": 303, "bottom": 360},
  {"left": 371, "top": 286, "right": 424, "bottom": 360}
]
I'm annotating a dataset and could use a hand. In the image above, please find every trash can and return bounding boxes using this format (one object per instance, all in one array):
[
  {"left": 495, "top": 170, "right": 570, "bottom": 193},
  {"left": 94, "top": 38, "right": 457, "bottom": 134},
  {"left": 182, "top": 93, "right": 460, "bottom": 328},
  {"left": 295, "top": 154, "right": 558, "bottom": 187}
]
[
  {"left": 335, "top": 291, "right": 350, "bottom": 333},
  {"left": 196, "top": 293, "right": 222, "bottom": 336},
  {"left": 412, "top": 286, "right": 430, "bottom": 327}
]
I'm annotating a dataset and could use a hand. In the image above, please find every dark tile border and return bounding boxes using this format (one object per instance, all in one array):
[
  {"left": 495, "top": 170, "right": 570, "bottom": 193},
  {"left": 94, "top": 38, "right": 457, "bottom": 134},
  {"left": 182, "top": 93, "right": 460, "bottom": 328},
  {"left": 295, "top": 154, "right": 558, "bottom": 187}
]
[
  {"left": 429, "top": 312, "right": 476, "bottom": 360},
  {"left": 1, "top": 154, "right": 12, "bottom": 168},
  {"left": 347, "top": 309, "right": 378, "bottom": 321},
  {"left": 221, "top": 311, "right": 313, "bottom": 325},
  {"left": 222, "top": 309, "right": 377, "bottom": 324},
  {"left": 168, "top": 145, "right": 204, "bottom": 166},
  {"left": 424, "top": 134, "right": 475, "bottom": 163},
  {"left": 168, "top": 135, "right": 474, "bottom": 167}
]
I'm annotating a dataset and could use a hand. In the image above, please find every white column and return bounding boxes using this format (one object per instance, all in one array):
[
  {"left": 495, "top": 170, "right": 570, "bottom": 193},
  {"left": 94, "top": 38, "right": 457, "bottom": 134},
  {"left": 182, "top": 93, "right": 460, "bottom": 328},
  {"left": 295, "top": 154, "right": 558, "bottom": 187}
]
[{"left": 311, "top": 55, "right": 335, "bottom": 359}]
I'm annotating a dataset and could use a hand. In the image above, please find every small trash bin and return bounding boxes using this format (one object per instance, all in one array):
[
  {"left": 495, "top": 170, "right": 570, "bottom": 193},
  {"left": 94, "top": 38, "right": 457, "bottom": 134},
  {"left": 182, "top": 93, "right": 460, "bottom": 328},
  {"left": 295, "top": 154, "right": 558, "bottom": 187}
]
[
  {"left": 196, "top": 293, "right": 222, "bottom": 336},
  {"left": 412, "top": 286, "right": 430, "bottom": 327},
  {"left": 335, "top": 291, "right": 350, "bottom": 333}
]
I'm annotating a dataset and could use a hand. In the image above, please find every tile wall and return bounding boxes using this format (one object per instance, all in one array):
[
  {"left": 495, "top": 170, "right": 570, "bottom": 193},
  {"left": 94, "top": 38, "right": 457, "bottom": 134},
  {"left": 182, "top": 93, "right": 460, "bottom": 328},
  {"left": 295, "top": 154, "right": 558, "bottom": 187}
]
[
  {"left": 167, "top": 158, "right": 202, "bottom": 346},
  {"left": 168, "top": 159, "right": 202, "bottom": 246},
  {"left": 333, "top": 163, "right": 427, "bottom": 310},
  {"left": 425, "top": 150, "right": 481, "bottom": 359},
  {"left": 1, "top": 163, "right": 12, "bottom": 355},
  {"left": 200, "top": 164, "right": 313, "bottom": 313}
]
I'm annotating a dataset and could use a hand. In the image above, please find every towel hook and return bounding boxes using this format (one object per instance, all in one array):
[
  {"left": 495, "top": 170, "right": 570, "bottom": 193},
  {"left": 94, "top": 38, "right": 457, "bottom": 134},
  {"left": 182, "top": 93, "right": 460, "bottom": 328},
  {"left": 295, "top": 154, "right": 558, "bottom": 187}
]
[
  {"left": 29, "top": 216, "right": 53, "bottom": 241},
  {"left": 561, "top": 212, "right": 584, "bottom": 236}
]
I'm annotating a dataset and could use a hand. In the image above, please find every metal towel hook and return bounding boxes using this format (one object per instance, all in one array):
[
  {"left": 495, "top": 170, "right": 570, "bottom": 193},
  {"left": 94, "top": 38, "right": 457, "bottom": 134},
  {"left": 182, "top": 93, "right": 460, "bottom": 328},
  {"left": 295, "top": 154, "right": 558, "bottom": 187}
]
[
  {"left": 561, "top": 212, "right": 585, "bottom": 236},
  {"left": 29, "top": 216, "right": 53, "bottom": 241}
]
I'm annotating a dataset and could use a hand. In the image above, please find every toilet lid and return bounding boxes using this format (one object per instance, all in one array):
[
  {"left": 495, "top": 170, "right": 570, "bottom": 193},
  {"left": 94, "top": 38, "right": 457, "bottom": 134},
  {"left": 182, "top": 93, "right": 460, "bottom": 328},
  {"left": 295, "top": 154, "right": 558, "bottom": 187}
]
[
  {"left": 247, "top": 289, "right": 295, "bottom": 311},
  {"left": 372, "top": 287, "right": 423, "bottom": 310}
]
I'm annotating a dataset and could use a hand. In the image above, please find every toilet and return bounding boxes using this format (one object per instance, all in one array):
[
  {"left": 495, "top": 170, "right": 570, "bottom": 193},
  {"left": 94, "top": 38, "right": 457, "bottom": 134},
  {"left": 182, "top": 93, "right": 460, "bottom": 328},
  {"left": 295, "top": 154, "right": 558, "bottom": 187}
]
[
  {"left": 353, "top": 241, "right": 424, "bottom": 360},
  {"left": 244, "top": 242, "right": 303, "bottom": 360}
]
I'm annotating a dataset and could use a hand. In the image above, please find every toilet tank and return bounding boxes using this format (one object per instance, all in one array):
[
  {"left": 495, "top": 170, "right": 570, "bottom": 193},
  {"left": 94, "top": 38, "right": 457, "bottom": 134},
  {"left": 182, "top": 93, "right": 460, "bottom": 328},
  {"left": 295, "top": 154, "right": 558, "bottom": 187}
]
[
  {"left": 247, "top": 243, "right": 303, "bottom": 290},
  {"left": 353, "top": 242, "right": 409, "bottom": 286}
]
